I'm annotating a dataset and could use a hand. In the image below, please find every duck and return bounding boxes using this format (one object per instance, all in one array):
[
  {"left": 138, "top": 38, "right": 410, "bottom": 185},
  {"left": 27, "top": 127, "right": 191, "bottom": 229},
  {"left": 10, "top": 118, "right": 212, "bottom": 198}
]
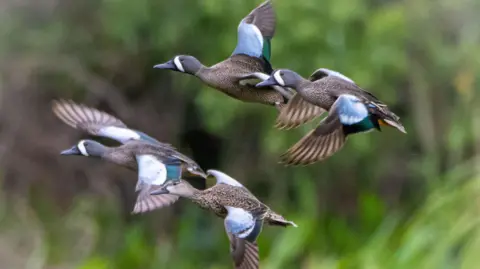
[
  {"left": 153, "top": 1, "right": 323, "bottom": 126},
  {"left": 150, "top": 169, "right": 297, "bottom": 269},
  {"left": 255, "top": 68, "right": 406, "bottom": 165},
  {"left": 52, "top": 99, "right": 207, "bottom": 213}
]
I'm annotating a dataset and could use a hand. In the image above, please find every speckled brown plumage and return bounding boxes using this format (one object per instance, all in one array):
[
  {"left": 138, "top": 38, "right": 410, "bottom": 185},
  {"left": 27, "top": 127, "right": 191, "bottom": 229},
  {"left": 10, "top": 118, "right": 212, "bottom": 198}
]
[
  {"left": 172, "top": 181, "right": 294, "bottom": 227},
  {"left": 270, "top": 70, "right": 405, "bottom": 166},
  {"left": 156, "top": 170, "right": 296, "bottom": 269},
  {"left": 197, "top": 55, "right": 284, "bottom": 106}
]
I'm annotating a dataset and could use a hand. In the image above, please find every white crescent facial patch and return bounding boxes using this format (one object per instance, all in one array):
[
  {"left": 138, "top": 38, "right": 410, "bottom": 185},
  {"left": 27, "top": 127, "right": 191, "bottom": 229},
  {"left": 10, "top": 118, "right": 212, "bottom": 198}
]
[
  {"left": 173, "top": 56, "right": 185, "bottom": 72},
  {"left": 273, "top": 71, "right": 285, "bottom": 86},
  {"left": 78, "top": 140, "right": 89, "bottom": 156}
]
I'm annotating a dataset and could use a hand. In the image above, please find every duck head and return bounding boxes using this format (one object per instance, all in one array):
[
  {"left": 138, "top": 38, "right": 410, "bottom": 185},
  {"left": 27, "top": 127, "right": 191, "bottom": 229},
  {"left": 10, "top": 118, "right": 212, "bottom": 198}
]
[
  {"left": 256, "top": 69, "right": 303, "bottom": 88},
  {"left": 154, "top": 55, "right": 203, "bottom": 75},
  {"left": 150, "top": 180, "right": 196, "bottom": 198},
  {"left": 60, "top": 139, "right": 106, "bottom": 157}
]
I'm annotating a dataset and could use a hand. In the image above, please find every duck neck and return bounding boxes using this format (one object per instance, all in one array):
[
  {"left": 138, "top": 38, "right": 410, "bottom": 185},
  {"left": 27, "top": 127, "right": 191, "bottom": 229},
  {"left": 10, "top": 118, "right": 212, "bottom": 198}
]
[
  {"left": 176, "top": 181, "right": 203, "bottom": 200},
  {"left": 188, "top": 188, "right": 205, "bottom": 202},
  {"left": 88, "top": 143, "right": 109, "bottom": 158},
  {"left": 194, "top": 65, "right": 209, "bottom": 79},
  {"left": 295, "top": 76, "right": 313, "bottom": 94}
]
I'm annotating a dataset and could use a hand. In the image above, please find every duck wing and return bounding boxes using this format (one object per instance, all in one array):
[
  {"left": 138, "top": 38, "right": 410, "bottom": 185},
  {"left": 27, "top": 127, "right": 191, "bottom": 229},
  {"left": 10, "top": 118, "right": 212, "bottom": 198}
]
[
  {"left": 274, "top": 69, "right": 349, "bottom": 130},
  {"left": 275, "top": 93, "right": 326, "bottom": 129},
  {"left": 233, "top": 1, "right": 275, "bottom": 61},
  {"left": 310, "top": 68, "right": 384, "bottom": 102},
  {"left": 227, "top": 234, "right": 259, "bottom": 269},
  {"left": 224, "top": 207, "right": 262, "bottom": 269},
  {"left": 280, "top": 113, "right": 345, "bottom": 166},
  {"left": 132, "top": 155, "right": 182, "bottom": 213},
  {"left": 308, "top": 68, "right": 355, "bottom": 84},
  {"left": 132, "top": 189, "right": 179, "bottom": 214},
  {"left": 280, "top": 93, "right": 374, "bottom": 165},
  {"left": 52, "top": 99, "right": 169, "bottom": 145},
  {"left": 243, "top": 0, "right": 275, "bottom": 39}
]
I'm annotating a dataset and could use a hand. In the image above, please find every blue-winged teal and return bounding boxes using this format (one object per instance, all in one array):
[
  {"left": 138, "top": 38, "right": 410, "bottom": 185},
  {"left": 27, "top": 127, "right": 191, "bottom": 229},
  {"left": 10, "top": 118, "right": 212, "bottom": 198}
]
[
  {"left": 153, "top": 1, "right": 323, "bottom": 127},
  {"left": 53, "top": 99, "right": 206, "bottom": 213},
  {"left": 256, "top": 68, "right": 406, "bottom": 165},
  {"left": 151, "top": 169, "right": 297, "bottom": 269}
]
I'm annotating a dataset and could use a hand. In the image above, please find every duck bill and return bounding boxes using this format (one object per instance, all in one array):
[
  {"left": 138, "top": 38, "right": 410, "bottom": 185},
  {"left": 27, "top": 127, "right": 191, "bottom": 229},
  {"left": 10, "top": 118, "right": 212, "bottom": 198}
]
[
  {"left": 150, "top": 188, "right": 170, "bottom": 195},
  {"left": 187, "top": 168, "right": 208, "bottom": 178},
  {"left": 382, "top": 119, "right": 407, "bottom": 134},
  {"left": 153, "top": 60, "right": 176, "bottom": 70},
  {"left": 255, "top": 76, "right": 278, "bottom": 88},
  {"left": 60, "top": 146, "right": 81, "bottom": 156}
]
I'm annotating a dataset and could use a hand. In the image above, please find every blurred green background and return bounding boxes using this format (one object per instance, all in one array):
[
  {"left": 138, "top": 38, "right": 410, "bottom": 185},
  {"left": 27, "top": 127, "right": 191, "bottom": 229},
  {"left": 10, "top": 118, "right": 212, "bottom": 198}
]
[{"left": 1, "top": 0, "right": 480, "bottom": 268}]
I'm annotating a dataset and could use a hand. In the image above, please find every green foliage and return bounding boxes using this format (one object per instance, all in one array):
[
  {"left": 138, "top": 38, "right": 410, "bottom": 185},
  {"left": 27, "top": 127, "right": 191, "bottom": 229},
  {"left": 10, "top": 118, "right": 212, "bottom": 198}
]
[{"left": 1, "top": 0, "right": 480, "bottom": 268}]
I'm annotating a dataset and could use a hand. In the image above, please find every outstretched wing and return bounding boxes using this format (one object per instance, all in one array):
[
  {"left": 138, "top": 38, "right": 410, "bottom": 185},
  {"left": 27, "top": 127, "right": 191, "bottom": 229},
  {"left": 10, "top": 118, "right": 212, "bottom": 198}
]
[
  {"left": 132, "top": 155, "right": 181, "bottom": 213},
  {"left": 308, "top": 68, "right": 355, "bottom": 83},
  {"left": 227, "top": 234, "right": 259, "bottom": 269},
  {"left": 224, "top": 206, "right": 262, "bottom": 269},
  {"left": 208, "top": 169, "right": 244, "bottom": 187},
  {"left": 243, "top": 0, "right": 275, "bottom": 38},
  {"left": 309, "top": 69, "right": 383, "bottom": 102},
  {"left": 280, "top": 94, "right": 374, "bottom": 165},
  {"left": 52, "top": 99, "right": 163, "bottom": 145},
  {"left": 275, "top": 93, "right": 326, "bottom": 130},
  {"left": 132, "top": 190, "right": 179, "bottom": 214},
  {"left": 232, "top": 1, "right": 275, "bottom": 60},
  {"left": 280, "top": 112, "right": 345, "bottom": 166}
]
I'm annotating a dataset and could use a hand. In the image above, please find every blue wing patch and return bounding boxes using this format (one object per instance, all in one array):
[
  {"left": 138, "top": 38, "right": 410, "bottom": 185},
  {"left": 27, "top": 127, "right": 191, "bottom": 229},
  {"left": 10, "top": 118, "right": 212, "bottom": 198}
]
[
  {"left": 164, "top": 158, "right": 182, "bottom": 181},
  {"left": 224, "top": 207, "right": 256, "bottom": 239},
  {"left": 334, "top": 95, "right": 369, "bottom": 125},
  {"left": 135, "top": 130, "right": 161, "bottom": 144},
  {"left": 232, "top": 21, "right": 264, "bottom": 58}
]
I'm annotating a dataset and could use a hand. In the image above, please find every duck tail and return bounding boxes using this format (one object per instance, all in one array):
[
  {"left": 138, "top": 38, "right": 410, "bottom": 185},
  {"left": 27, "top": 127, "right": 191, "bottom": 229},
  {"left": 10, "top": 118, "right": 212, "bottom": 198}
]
[
  {"left": 367, "top": 103, "right": 406, "bottom": 134},
  {"left": 265, "top": 211, "right": 297, "bottom": 227},
  {"left": 379, "top": 111, "right": 406, "bottom": 134}
]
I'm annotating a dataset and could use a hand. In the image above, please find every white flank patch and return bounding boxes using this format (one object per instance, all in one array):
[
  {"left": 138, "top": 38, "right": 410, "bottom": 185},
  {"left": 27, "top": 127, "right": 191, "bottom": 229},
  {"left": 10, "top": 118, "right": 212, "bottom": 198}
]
[
  {"left": 173, "top": 56, "right": 185, "bottom": 72},
  {"left": 100, "top": 126, "right": 141, "bottom": 144},
  {"left": 273, "top": 71, "right": 285, "bottom": 86},
  {"left": 208, "top": 169, "right": 243, "bottom": 187},
  {"left": 78, "top": 140, "right": 89, "bottom": 156}
]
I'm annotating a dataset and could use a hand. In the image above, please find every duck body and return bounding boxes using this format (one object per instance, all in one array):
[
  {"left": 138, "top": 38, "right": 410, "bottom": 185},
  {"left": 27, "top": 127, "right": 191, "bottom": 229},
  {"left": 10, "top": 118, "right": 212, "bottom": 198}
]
[
  {"left": 152, "top": 169, "right": 296, "bottom": 269},
  {"left": 196, "top": 54, "right": 285, "bottom": 106},
  {"left": 294, "top": 76, "right": 379, "bottom": 111},
  {"left": 256, "top": 69, "right": 406, "bottom": 165},
  {"left": 53, "top": 99, "right": 206, "bottom": 213},
  {"left": 296, "top": 77, "right": 389, "bottom": 134},
  {"left": 187, "top": 183, "right": 290, "bottom": 227},
  {"left": 101, "top": 141, "right": 186, "bottom": 176},
  {"left": 154, "top": 1, "right": 324, "bottom": 126}
]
